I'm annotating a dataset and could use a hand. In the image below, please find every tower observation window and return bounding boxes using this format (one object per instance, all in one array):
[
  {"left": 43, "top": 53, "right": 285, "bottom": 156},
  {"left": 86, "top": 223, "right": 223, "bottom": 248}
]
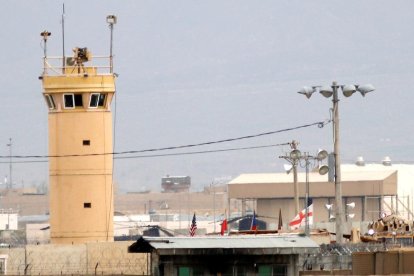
[
  {"left": 64, "top": 94, "right": 83, "bottom": 109},
  {"left": 74, "top": 94, "right": 83, "bottom": 107},
  {"left": 45, "top": 94, "right": 55, "bottom": 109},
  {"left": 64, "top": 94, "right": 74, "bottom": 108},
  {"left": 89, "top": 93, "right": 106, "bottom": 108}
]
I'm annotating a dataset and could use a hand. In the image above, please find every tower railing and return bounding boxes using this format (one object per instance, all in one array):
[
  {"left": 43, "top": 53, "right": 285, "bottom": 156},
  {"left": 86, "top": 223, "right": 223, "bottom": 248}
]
[{"left": 42, "top": 55, "right": 113, "bottom": 76}]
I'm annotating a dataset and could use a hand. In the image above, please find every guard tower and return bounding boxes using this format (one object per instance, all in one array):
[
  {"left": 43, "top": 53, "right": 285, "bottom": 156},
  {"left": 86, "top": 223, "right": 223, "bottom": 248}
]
[{"left": 39, "top": 16, "right": 117, "bottom": 244}]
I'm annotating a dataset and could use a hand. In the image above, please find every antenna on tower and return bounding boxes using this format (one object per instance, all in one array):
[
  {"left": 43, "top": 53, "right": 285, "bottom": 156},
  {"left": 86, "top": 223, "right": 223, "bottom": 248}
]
[
  {"left": 106, "top": 15, "right": 117, "bottom": 73},
  {"left": 62, "top": 3, "right": 66, "bottom": 72},
  {"left": 40, "top": 30, "right": 51, "bottom": 75}
]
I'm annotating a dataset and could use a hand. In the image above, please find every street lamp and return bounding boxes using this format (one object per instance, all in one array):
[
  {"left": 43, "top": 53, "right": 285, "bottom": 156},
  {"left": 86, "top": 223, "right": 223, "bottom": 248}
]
[
  {"left": 298, "top": 81, "right": 375, "bottom": 243},
  {"left": 289, "top": 149, "right": 329, "bottom": 236}
]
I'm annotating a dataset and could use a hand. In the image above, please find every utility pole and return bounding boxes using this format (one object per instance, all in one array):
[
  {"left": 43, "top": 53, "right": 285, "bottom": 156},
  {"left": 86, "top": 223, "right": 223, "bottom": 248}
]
[
  {"left": 6, "top": 138, "right": 12, "bottom": 190},
  {"left": 279, "top": 140, "right": 300, "bottom": 215}
]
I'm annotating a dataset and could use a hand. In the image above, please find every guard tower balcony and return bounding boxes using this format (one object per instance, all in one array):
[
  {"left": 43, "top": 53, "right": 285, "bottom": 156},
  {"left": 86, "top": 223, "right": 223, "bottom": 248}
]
[
  {"left": 40, "top": 48, "right": 116, "bottom": 112},
  {"left": 41, "top": 47, "right": 115, "bottom": 77}
]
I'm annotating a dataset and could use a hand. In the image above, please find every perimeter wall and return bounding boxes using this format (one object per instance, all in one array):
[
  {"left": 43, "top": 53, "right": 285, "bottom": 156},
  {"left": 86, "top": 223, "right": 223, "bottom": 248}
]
[{"left": 0, "top": 241, "right": 148, "bottom": 275}]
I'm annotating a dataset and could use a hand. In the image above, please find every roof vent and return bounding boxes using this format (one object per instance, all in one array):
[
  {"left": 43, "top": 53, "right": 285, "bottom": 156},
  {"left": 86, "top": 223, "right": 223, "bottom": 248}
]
[
  {"left": 355, "top": 156, "right": 365, "bottom": 166},
  {"left": 382, "top": 156, "right": 392, "bottom": 166}
]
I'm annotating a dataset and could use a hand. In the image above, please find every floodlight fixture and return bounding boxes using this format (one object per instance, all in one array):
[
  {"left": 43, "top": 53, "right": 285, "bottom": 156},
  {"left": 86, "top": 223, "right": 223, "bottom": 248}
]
[
  {"left": 106, "top": 15, "right": 117, "bottom": 25},
  {"left": 342, "top": 84, "right": 357, "bottom": 97},
  {"left": 283, "top": 164, "right": 293, "bottom": 174},
  {"left": 355, "top": 156, "right": 365, "bottom": 166},
  {"left": 319, "top": 85, "right": 334, "bottom": 98},
  {"left": 289, "top": 149, "right": 301, "bottom": 160},
  {"left": 318, "top": 165, "right": 329, "bottom": 175},
  {"left": 40, "top": 30, "right": 51, "bottom": 41},
  {"left": 382, "top": 156, "right": 392, "bottom": 166},
  {"left": 325, "top": 204, "right": 333, "bottom": 210},
  {"left": 298, "top": 86, "right": 316, "bottom": 99},
  {"left": 348, "top": 213, "right": 355, "bottom": 219},
  {"left": 346, "top": 202, "right": 356, "bottom": 209},
  {"left": 316, "top": 149, "right": 328, "bottom": 161},
  {"left": 357, "top": 84, "right": 375, "bottom": 97}
]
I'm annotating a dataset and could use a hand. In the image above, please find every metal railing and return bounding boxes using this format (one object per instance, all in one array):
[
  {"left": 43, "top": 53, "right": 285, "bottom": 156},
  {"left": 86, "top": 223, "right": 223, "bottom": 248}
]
[{"left": 42, "top": 55, "right": 113, "bottom": 76}]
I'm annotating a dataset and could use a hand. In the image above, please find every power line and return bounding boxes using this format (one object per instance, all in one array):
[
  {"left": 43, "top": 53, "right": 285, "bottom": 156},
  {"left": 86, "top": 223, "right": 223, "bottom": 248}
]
[
  {"left": 0, "top": 120, "right": 328, "bottom": 159},
  {"left": 115, "top": 143, "right": 289, "bottom": 160},
  {"left": 0, "top": 143, "right": 289, "bottom": 163}
]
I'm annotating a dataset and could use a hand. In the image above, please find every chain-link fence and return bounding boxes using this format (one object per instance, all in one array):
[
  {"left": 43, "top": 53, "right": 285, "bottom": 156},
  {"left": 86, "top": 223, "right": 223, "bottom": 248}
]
[{"left": 299, "top": 242, "right": 387, "bottom": 273}]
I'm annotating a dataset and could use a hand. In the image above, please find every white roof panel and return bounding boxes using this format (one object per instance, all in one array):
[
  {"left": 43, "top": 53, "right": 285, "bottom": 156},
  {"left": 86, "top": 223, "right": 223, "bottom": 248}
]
[{"left": 145, "top": 235, "right": 318, "bottom": 250}]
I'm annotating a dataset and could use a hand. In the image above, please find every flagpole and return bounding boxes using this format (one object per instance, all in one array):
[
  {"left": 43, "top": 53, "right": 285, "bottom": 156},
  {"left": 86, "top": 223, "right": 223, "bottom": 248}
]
[
  {"left": 305, "top": 154, "right": 310, "bottom": 236},
  {"left": 225, "top": 209, "right": 227, "bottom": 235}
]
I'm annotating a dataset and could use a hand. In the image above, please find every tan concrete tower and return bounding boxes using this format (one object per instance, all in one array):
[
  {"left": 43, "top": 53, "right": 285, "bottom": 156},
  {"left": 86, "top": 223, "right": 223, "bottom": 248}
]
[{"left": 39, "top": 23, "right": 116, "bottom": 243}]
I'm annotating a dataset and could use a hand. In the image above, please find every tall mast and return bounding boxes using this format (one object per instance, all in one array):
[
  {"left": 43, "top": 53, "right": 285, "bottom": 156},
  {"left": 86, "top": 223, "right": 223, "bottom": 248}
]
[{"left": 62, "top": 3, "right": 66, "bottom": 72}]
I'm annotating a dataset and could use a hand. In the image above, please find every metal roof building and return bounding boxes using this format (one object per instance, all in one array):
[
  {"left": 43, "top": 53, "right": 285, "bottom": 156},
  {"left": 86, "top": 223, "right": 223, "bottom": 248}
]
[
  {"left": 129, "top": 235, "right": 319, "bottom": 275},
  {"left": 227, "top": 165, "right": 403, "bottom": 237}
]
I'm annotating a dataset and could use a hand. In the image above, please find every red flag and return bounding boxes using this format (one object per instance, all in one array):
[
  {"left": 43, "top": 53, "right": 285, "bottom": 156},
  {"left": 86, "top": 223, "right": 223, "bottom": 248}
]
[{"left": 220, "top": 218, "right": 228, "bottom": 235}]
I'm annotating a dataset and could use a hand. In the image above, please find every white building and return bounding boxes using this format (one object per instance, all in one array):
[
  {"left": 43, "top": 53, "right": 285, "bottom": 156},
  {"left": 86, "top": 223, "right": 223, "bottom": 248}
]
[{"left": 0, "top": 210, "right": 17, "bottom": 231}]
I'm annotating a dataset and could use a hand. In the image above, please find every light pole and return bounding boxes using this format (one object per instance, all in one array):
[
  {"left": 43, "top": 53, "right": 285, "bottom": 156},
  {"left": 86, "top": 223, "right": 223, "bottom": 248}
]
[
  {"left": 290, "top": 149, "right": 329, "bottom": 236},
  {"left": 298, "top": 81, "right": 375, "bottom": 243}
]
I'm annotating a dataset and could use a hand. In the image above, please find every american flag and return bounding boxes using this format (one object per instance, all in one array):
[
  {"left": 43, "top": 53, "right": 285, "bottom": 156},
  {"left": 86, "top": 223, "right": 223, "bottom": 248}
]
[{"left": 189, "top": 213, "right": 197, "bottom": 236}]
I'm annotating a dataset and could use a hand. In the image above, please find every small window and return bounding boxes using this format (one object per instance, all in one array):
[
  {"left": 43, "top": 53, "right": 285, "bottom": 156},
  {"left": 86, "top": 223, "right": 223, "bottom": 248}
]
[
  {"left": 258, "top": 264, "right": 287, "bottom": 276},
  {"left": 64, "top": 94, "right": 74, "bottom": 108},
  {"left": 98, "top": 94, "right": 106, "bottom": 106},
  {"left": 84, "top": 203, "right": 91, "bottom": 208},
  {"left": 90, "top": 93, "right": 99, "bottom": 108},
  {"left": 74, "top": 94, "right": 83, "bottom": 107},
  {"left": 176, "top": 267, "right": 203, "bottom": 276},
  {"left": 45, "top": 94, "right": 56, "bottom": 109},
  {"left": 83, "top": 140, "right": 90, "bottom": 146},
  {"left": 178, "top": 267, "right": 190, "bottom": 276},
  {"left": 90, "top": 93, "right": 106, "bottom": 108},
  {"left": 64, "top": 94, "right": 83, "bottom": 109}
]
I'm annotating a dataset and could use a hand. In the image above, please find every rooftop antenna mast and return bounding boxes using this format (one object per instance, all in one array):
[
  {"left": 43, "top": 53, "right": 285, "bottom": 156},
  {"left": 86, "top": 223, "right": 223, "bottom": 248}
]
[
  {"left": 40, "top": 30, "right": 51, "bottom": 75},
  {"left": 106, "top": 15, "right": 117, "bottom": 73},
  {"left": 62, "top": 3, "right": 66, "bottom": 72}
]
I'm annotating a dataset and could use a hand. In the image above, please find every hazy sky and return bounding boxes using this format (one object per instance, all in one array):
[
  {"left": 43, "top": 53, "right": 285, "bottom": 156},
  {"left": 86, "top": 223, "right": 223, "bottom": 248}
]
[{"left": 1, "top": 1, "right": 414, "bottom": 192}]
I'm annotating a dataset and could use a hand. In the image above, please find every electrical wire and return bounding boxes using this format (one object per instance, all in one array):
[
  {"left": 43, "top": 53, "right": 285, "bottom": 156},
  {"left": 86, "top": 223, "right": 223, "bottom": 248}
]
[
  {"left": 0, "top": 120, "right": 328, "bottom": 160},
  {"left": 115, "top": 142, "right": 289, "bottom": 159},
  {"left": 0, "top": 143, "right": 289, "bottom": 163}
]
